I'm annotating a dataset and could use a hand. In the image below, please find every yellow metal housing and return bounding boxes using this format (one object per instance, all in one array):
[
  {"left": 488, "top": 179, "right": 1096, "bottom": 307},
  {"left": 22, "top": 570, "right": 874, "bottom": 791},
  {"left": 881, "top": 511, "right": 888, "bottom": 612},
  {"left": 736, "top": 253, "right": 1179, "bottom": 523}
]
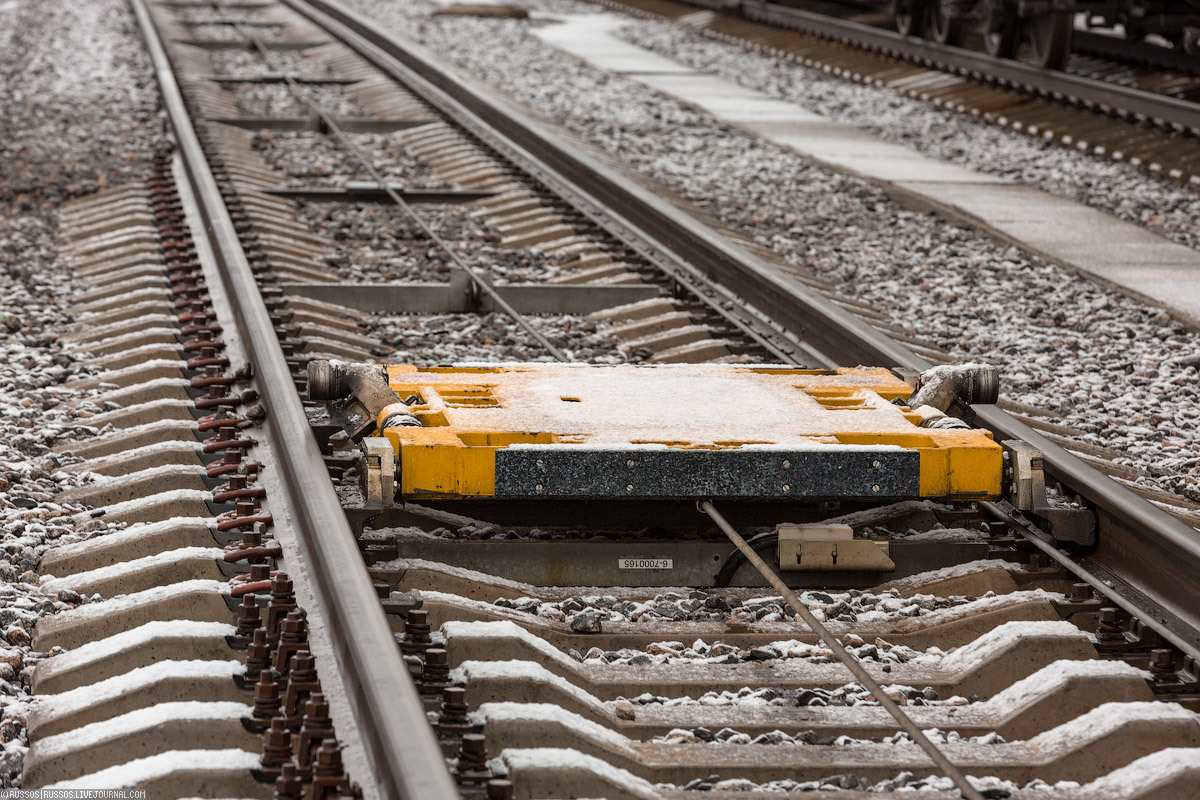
[{"left": 376, "top": 363, "right": 1002, "bottom": 501}]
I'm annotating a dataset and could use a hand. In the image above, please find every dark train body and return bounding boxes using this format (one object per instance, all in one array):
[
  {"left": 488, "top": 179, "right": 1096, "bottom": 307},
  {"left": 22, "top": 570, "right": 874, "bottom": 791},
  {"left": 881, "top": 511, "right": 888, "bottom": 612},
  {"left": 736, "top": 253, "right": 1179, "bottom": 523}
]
[
  {"left": 688, "top": 0, "right": 1200, "bottom": 69},
  {"left": 884, "top": 0, "right": 1200, "bottom": 68}
]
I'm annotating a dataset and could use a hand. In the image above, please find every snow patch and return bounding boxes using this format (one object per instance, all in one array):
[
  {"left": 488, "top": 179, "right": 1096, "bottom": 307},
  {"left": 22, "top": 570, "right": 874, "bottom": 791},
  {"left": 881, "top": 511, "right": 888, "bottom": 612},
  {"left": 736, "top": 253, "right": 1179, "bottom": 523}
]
[
  {"left": 48, "top": 579, "right": 229, "bottom": 623},
  {"left": 41, "top": 546, "right": 223, "bottom": 592},
  {"left": 45, "top": 749, "right": 260, "bottom": 789},
  {"left": 474, "top": 702, "right": 634, "bottom": 752},
  {"left": 451, "top": 660, "right": 608, "bottom": 715},
  {"left": 496, "top": 747, "right": 662, "bottom": 799},
  {"left": 34, "top": 701, "right": 250, "bottom": 761},
  {"left": 40, "top": 620, "right": 236, "bottom": 673},
  {"left": 33, "top": 660, "right": 244, "bottom": 719}
]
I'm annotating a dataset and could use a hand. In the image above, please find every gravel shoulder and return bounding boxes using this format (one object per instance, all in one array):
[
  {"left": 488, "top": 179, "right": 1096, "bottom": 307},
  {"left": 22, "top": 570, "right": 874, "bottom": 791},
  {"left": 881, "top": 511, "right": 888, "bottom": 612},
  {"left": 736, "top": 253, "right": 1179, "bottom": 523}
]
[
  {"left": 614, "top": 18, "right": 1200, "bottom": 254},
  {"left": 0, "top": 0, "right": 164, "bottom": 785},
  {"left": 339, "top": 0, "right": 1200, "bottom": 507}
]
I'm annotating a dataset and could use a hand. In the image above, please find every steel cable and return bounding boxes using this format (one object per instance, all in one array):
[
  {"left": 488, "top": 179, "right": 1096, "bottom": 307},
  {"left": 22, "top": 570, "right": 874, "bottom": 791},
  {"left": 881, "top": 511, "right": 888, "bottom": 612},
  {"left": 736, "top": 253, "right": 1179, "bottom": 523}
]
[{"left": 699, "top": 499, "right": 986, "bottom": 800}]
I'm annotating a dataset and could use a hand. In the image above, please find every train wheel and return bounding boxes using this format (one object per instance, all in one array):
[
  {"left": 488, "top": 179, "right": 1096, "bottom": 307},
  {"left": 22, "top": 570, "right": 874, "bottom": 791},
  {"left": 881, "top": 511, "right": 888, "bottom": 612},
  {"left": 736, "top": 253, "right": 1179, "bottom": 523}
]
[
  {"left": 893, "top": 0, "right": 926, "bottom": 37},
  {"left": 983, "top": 5, "right": 1019, "bottom": 58},
  {"left": 930, "top": 3, "right": 964, "bottom": 46},
  {"left": 1025, "top": 12, "right": 1072, "bottom": 69},
  {"left": 1123, "top": 20, "right": 1146, "bottom": 43}
]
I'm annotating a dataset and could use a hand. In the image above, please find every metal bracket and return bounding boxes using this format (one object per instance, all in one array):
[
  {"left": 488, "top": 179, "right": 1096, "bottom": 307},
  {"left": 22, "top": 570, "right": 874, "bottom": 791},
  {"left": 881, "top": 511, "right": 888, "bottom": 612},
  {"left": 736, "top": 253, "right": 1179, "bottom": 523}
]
[
  {"left": 1031, "top": 506, "right": 1097, "bottom": 547},
  {"left": 451, "top": 269, "right": 483, "bottom": 312},
  {"left": 1004, "top": 440, "right": 1097, "bottom": 546},
  {"left": 308, "top": 361, "right": 403, "bottom": 442},
  {"left": 1007, "top": 439, "right": 1046, "bottom": 512},
  {"left": 777, "top": 523, "right": 895, "bottom": 572},
  {"left": 362, "top": 437, "right": 395, "bottom": 507},
  {"left": 891, "top": 366, "right": 921, "bottom": 391}
]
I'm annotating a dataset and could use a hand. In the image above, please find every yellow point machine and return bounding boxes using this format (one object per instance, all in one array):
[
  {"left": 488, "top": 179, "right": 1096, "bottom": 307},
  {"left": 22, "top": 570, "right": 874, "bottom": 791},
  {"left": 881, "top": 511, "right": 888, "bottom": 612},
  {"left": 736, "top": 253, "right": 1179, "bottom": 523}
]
[{"left": 309, "top": 360, "right": 1082, "bottom": 584}]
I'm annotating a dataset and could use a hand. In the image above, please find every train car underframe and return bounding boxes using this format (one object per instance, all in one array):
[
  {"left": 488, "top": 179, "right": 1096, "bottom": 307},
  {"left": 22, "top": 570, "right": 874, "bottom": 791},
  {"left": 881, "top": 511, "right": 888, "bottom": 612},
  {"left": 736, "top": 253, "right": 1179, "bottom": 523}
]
[{"left": 889, "top": 0, "right": 1200, "bottom": 66}]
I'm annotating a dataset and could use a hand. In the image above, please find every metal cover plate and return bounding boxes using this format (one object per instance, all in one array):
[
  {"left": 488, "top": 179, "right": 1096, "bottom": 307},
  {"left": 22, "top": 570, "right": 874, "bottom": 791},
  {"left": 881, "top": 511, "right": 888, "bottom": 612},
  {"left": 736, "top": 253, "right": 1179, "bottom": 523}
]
[{"left": 494, "top": 448, "right": 918, "bottom": 499}]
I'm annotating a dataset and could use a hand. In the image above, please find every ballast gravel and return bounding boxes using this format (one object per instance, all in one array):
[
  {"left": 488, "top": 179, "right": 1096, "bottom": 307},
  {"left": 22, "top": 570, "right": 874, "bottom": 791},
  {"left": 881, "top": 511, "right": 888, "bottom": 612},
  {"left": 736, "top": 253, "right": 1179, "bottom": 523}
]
[
  {"left": 336, "top": 0, "right": 1200, "bottom": 506},
  {"left": 497, "top": 587, "right": 998, "bottom": 629},
  {"left": 253, "top": 129, "right": 452, "bottom": 188},
  {"left": 291, "top": 201, "right": 563, "bottom": 284},
  {"left": 189, "top": 22, "right": 286, "bottom": 43},
  {"left": 653, "top": 725, "right": 1005, "bottom": 746},
  {"left": 368, "top": 311, "right": 623, "bottom": 364},
  {"left": 665, "top": 771, "right": 1077, "bottom": 794},
  {"left": 0, "top": 0, "right": 165, "bottom": 785},
  {"left": 622, "top": 682, "right": 974, "bottom": 708},
  {"left": 231, "top": 82, "right": 368, "bottom": 119},
  {"left": 572, "top": 633, "right": 943, "bottom": 667},
  {"left": 175, "top": 7, "right": 274, "bottom": 25},
  {"left": 208, "top": 48, "right": 334, "bottom": 79}
]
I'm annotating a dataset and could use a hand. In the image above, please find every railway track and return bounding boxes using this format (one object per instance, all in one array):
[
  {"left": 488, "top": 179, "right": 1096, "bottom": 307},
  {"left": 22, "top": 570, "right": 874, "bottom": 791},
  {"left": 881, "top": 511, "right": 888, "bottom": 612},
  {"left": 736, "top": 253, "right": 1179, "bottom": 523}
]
[
  {"left": 19, "top": 0, "right": 1200, "bottom": 797},
  {"left": 597, "top": 0, "right": 1200, "bottom": 185}
]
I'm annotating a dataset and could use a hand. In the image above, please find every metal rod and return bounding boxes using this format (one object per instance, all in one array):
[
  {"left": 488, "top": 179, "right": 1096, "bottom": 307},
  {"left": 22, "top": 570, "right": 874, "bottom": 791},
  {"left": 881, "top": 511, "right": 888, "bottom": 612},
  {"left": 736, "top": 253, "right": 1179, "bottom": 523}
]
[
  {"left": 698, "top": 500, "right": 986, "bottom": 800},
  {"left": 223, "top": 6, "right": 571, "bottom": 362}
]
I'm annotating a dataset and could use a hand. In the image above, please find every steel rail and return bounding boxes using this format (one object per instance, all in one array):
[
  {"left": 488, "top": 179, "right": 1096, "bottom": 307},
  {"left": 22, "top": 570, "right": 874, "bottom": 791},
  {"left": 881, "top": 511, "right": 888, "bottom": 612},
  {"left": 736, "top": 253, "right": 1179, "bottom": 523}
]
[
  {"left": 983, "top": 501, "right": 1200, "bottom": 664},
  {"left": 971, "top": 407, "right": 1200, "bottom": 654},
  {"left": 700, "top": 500, "right": 986, "bottom": 800},
  {"left": 691, "top": 0, "right": 1200, "bottom": 132},
  {"left": 285, "top": 0, "right": 1200, "bottom": 651},
  {"left": 130, "top": 1, "right": 460, "bottom": 797}
]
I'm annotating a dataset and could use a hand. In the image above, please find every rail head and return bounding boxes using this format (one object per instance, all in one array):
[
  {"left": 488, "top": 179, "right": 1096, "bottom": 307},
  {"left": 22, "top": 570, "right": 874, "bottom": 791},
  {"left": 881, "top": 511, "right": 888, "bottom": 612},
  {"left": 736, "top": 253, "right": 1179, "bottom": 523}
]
[{"left": 130, "top": 1, "right": 461, "bottom": 798}]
